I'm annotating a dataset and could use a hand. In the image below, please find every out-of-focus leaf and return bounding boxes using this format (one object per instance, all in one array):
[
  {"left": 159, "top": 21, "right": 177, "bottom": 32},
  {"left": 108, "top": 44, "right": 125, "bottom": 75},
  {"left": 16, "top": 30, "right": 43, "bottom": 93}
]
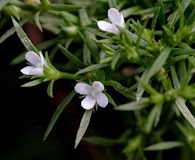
[
  {"left": 144, "top": 141, "right": 183, "bottom": 151},
  {"left": 47, "top": 3, "right": 84, "bottom": 11},
  {"left": 116, "top": 98, "right": 150, "bottom": 111},
  {"left": 75, "top": 63, "right": 109, "bottom": 75},
  {"left": 83, "top": 136, "right": 124, "bottom": 145},
  {"left": 21, "top": 79, "right": 43, "bottom": 87},
  {"left": 0, "top": 0, "right": 11, "bottom": 11},
  {"left": 175, "top": 97, "right": 195, "bottom": 129},
  {"left": 11, "top": 17, "right": 38, "bottom": 53},
  {"left": 74, "top": 109, "right": 93, "bottom": 148}
]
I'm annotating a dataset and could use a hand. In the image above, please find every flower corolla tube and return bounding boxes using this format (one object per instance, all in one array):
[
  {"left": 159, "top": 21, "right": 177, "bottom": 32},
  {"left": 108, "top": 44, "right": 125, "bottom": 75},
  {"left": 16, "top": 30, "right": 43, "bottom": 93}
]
[
  {"left": 74, "top": 81, "right": 108, "bottom": 110},
  {"left": 20, "top": 51, "right": 46, "bottom": 75},
  {"left": 97, "top": 8, "right": 125, "bottom": 35}
]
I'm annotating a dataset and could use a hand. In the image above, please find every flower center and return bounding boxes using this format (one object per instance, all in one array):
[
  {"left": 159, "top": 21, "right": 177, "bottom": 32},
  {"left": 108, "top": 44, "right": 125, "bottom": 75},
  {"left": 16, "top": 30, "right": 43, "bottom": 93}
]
[{"left": 91, "top": 87, "right": 100, "bottom": 98}]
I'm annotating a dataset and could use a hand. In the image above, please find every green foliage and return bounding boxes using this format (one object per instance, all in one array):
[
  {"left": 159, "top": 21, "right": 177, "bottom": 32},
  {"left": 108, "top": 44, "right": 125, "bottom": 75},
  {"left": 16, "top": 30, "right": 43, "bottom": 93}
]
[{"left": 2, "top": 0, "right": 195, "bottom": 159}]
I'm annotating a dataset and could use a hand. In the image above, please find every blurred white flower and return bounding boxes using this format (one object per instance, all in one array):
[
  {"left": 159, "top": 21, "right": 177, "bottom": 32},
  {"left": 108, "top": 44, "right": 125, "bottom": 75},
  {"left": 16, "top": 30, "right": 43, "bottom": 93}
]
[
  {"left": 97, "top": 8, "right": 125, "bottom": 35},
  {"left": 20, "top": 51, "right": 46, "bottom": 75},
  {"left": 74, "top": 81, "right": 108, "bottom": 110}
]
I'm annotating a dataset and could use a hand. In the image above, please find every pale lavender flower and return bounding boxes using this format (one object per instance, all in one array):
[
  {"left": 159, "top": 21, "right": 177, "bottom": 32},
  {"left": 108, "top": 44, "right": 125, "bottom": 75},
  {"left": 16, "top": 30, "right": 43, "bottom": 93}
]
[
  {"left": 74, "top": 81, "right": 108, "bottom": 110},
  {"left": 97, "top": 8, "right": 125, "bottom": 35},
  {"left": 20, "top": 51, "right": 46, "bottom": 75}
]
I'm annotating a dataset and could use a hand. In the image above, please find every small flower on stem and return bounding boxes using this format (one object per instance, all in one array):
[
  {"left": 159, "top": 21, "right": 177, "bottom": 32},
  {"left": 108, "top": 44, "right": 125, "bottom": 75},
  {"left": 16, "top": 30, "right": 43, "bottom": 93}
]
[
  {"left": 20, "top": 51, "right": 46, "bottom": 76},
  {"left": 74, "top": 81, "right": 108, "bottom": 110},
  {"left": 97, "top": 8, "right": 125, "bottom": 35}
]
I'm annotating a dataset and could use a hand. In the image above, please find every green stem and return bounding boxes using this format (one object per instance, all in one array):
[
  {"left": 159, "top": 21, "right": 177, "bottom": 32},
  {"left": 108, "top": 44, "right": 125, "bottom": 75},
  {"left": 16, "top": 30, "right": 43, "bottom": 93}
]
[{"left": 59, "top": 71, "right": 81, "bottom": 80}]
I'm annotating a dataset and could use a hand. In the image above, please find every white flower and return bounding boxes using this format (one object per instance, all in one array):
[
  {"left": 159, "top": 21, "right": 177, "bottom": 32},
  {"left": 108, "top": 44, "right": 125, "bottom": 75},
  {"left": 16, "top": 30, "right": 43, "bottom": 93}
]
[
  {"left": 74, "top": 81, "right": 108, "bottom": 110},
  {"left": 20, "top": 51, "right": 46, "bottom": 75},
  {"left": 97, "top": 8, "right": 125, "bottom": 35}
]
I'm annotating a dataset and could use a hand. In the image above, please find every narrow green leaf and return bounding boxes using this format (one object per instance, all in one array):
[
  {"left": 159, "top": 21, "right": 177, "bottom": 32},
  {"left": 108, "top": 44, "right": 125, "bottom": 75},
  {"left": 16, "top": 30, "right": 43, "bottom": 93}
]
[
  {"left": 178, "top": 60, "right": 186, "bottom": 85},
  {"left": 145, "top": 103, "right": 162, "bottom": 133},
  {"left": 92, "top": 38, "right": 115, "bottom": 53},
  {"left": 122, "top": 29, "right": 148, "bottom": 47},
  {"left": 83, "top": 43, "right": 91, "bottom": 65},
  {"left": 136, "top": 47, "right": 171, "bottom": 100},
  {"left": 86, "top": 27, "right": 110, "bottom": 39},
  {"left": 47, "top": 3, "right": 84, "bottom": 11},
  {"left": 170, "top": 65, "right": 181, "bottom": 89},
  {"left": 74, "top": 109, "right": 93, "bottom": 148},
  {"left": 0, "top": 0, "right": 11, "bottom": 11},
  {"left": 39, "top": 15, "right": 63, "bottom": 34},
  {"left": 2, "top": 5, "right": 20, "bottom": 20},
  {"left": 37, "top": 37, "right": 62, "bottom": 51},
  {"left": 60, "top": 11, "right": 78, "bottom": 24},
  {"left": 114, "top": 84, "right": 136, "bottom": 99},
  {"left": 34, "top": 11, "right": 43, "bottom": 32},
  {"left": 172, "top": 48, "right": 195, "bottom": 56},
  {"left": 111, "top": 52, "right": 121, "bottom": 70},
  {"left": 180, "top": 62, "right": 192, "bottom": 88},
  {"left": 186, "top": 9, "right": 195, "bottom": 26},
  {"left": 147, "top": 47, "right": 171, "bottom": 79},
  {"left": 135, "top": 76, "right": 159, "bottom": 95},
  {"left": 121, "top": 6, "right": 141, "bottom": 18},
  {"left": 47, "top": 80, "right": 55, "bottom": 98},
  {"left": 151, "top": 6, "right": 160, "bottom": 38},
  {"left": 116, "top": 98, "right": 150, "bottom": 111},
  {"left": 158, "top": 0, "right": 165, "bottom": 26},
  {"left": 108, "top": 0, "right": 117, "bottom": 9},
  {"left": 79, "top": 8, "right": 91, "bottom": 27},
  {"left": 21, "top": 79, "right": 43, "bottom": 87},
  {"left": 136, "top": 68, "right": 149, "bottom": 101},
  {"left": 58, "top": 44, "right": 85, "bottom": 68},
  {"left": 0, "top": 18, "right": 28, "bottom": 44},
  {"left": 144, "top": 141, "right": 183, "bottom": 151},
  {"left": 188, "top": 56, "right": 195, "bottom": 67},
  {"left": 75, "top": 63, "right": 109, "bottom": 75},
  {"left": 83, "top": 136, "right": 124, "bottom": 145},
  {"left": 175, "top": 97, "right": 195, "bottom": 129},
  {"left": 166, "top": 55, "right": 188, "bottom": 67},
  {"left": 135, "top": 18, "right": 149, "bottom": 50},
  {"left": 167, "top": 0, "right": 191, "bottom": 26},
  {"left": 104, "top": 80, "right": 122, "bottom": 87},
  {"left": 11, "top": 17, "right": 38, "bottom": 53},
  {"left": 40, "top": 0, "right": 49, "bottom": 6},
  {"left": 105, "top": 92, "right": 117, "bottom": 108},
  {"left": 43, "top": 91, "right": 76, "bottom": 141},
  {"left": 104, "top": 80, "right": 136, "bottom": 99},
  {"left": 162, "top": 26, "right": 173, "bottom": 37},
  {"left": 78, "top": 31, "right": 99, "bottom": 63}
]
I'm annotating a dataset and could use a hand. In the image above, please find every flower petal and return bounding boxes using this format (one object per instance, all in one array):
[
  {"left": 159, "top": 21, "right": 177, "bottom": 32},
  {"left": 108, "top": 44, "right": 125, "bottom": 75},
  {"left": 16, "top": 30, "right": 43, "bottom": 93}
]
[
  {"left": 29, "top": 67, "right": 44, "bottom": 75},
  {"left": 20, "top": 66, "right": 43, "bottom": 75},
  {"left": 20, "top": 66, "right": 35, "bottom": 75},
  {"left": 120, "top": 14, "right": 125, "bottom": 26},
  {"left": 81, "top": 95, "right": 96, "bottom": 110},
  {"left": 74, "top": 83, "right": 92, "bottom": 95},
  {"left": 97, "top": 21, "right": 119, "bottom": 34},
  {"left": 92, "top": 81, "right": 104, "bottom": 92},
  {"left": 25, "top": 51, "right": 42, "bottom": 67},
  {"left": 96, "top": 92, "right": 108, "bottom": 108},
  {"left": 108, "top": 8, "right": 123, "bottom": 25},
  {"left": 39, "top": 52, "right": 46, "bottom": 65}
]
